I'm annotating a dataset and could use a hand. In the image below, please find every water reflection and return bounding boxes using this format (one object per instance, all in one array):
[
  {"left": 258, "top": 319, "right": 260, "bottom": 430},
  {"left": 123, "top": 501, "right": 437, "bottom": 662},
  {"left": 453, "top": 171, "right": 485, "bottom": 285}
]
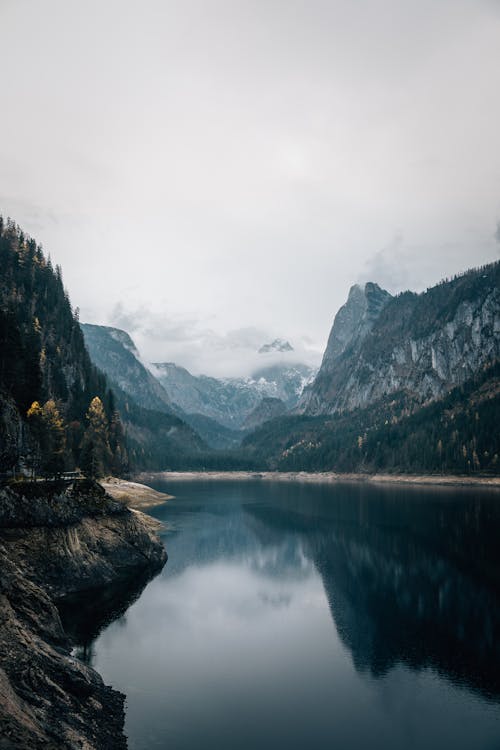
[
  {"left": 243, "top": 483, "right": 500, "bottom": 699},
  {"left": 58, "top": 568, "right": 161, "bottom": 663},
  {"left": 61, "top": 481, "right": 500, "bottom": 750}
]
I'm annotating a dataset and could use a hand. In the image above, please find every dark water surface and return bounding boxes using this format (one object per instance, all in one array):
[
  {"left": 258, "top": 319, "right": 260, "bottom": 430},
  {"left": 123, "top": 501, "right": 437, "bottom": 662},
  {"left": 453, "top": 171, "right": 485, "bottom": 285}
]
[{"left": 70, "top": 480, "right": 500, "bottom": 749}]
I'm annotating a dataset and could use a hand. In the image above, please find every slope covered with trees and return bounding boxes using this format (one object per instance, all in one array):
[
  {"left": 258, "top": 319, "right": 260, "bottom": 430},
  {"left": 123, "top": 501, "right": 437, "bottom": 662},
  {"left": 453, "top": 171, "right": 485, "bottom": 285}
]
[
  {"left": 243, "top": 362, "right": 500, "bottom": 475},
  {"left": 0, "top": 218, "right": 127, "bottom": 477}
]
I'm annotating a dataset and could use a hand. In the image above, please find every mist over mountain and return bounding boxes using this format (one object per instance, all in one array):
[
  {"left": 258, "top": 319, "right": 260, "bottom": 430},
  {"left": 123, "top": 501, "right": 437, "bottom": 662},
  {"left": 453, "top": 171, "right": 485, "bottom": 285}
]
[
  {"left": 82, "top": 321, "right": 316, "bottom": 437},
  {"left": 1, "top": 214, "right": 499, "bottom": 476},
  {"left": 245, "top": 261, "right": 500, "bottom": 475},
  {"left": 258, "top": 339, "right": 294, "bottom": 354},
  {"left": 81, "top": 324, "right": 172, "bottom": 414}
]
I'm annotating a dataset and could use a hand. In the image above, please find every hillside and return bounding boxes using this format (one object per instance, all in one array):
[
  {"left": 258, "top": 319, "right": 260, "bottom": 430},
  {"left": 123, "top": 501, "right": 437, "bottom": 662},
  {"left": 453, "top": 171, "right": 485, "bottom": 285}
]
[
  {"left": 0, "top": 218, "right": 127, "bottom": 476},
  {"left": 244, "top": 264, "right": 500, "bottom": 475},
  {"left": 81, "top": 324, "right": 241, "bottom": 449},
  {"left": 244, "top": 362, "right": 500, "bottom": 474},
  {"left": 81, "top": 324, "right": 173, "bottom": 413},
  {"left": 152, "top": 360, "right": 316, "bottom": 429}
]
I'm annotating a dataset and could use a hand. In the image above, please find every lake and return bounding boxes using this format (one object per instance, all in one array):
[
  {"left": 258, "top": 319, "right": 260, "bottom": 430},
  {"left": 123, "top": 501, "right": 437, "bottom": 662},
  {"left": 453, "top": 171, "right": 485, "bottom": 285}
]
[{"left": 63, "top": 479, "right": 500, "bottom": 749}]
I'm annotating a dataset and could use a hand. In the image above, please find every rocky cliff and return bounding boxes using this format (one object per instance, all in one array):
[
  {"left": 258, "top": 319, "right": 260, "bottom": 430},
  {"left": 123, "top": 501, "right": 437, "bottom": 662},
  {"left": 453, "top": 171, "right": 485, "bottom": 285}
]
[
  {"left": 81, "top": 324, "right": 173, "bottom": 414},
  {"left": 301, "top": 262, "right": 500, "bottom": 415},
  {"left": 0, "top": 479, "right": 166, "bottom": 749}
]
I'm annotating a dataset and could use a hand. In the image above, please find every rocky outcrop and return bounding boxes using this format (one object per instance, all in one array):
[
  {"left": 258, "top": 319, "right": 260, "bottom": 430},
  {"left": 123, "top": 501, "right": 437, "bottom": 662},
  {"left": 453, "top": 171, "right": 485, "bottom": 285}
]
[
  {"left": 0, "top": 479, "right": 167, "bottom": 749},
  {"left": 301, "top": 262, "right": 500, "bottom": 415},
  {"left": 319, "top": 282, "right": 392, "bottom": 370}
]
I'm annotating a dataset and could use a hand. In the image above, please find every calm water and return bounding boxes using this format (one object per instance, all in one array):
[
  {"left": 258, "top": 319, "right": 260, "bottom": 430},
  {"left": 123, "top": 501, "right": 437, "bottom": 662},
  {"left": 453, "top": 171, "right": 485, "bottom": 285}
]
[{"left": 64, "top": 480, "right": 500, "bottom": 749}]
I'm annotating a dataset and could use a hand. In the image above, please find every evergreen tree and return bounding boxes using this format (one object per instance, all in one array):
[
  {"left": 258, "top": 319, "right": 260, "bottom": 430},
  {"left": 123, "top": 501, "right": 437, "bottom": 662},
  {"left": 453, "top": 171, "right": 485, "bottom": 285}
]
[
  {"left": 27, "top": 399, "right": 66, "bottom": 477},
  {"left": 109, "top": 410, "right": 129, "bottom": 476},
  {"left": 41, "top": 399, "right": 67, "bottom": 477},
  {"left": 26, "top": 401, "right": 44, "bottom": 477},
  {"left": 80, "top": 397, "right": 112, "bottom": 478}
]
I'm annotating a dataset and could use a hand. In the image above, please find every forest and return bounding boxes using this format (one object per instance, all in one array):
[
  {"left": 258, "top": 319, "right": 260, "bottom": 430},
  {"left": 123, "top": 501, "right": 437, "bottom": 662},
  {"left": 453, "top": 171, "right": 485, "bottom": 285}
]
[
  {"left": 0, "top": 218, "right": 128, "bottom": 478},
  {"left": 242, "top": 362, "right": 500, "bottom": 475}
]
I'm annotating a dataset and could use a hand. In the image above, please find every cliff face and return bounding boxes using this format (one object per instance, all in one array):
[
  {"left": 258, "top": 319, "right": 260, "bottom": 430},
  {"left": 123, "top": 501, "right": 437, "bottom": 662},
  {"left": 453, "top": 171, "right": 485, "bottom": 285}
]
[
  {"left": 319, "top": 282, "right": 392, "bottom": 370},
  {"left": 81, "top": 324, "right": 173, "bottom": 414},
  {"left": 0, "top": 480, "right": 166, "bottom": 749},
  {"left": 301, "top": 262, "right": 500, "bottom": 415}
]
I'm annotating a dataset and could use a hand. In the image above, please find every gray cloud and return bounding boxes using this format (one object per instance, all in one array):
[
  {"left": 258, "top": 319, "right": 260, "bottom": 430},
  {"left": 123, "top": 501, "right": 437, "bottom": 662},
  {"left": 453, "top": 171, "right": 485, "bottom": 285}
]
[
  {"left": 106, "top": 304, "right": 321, "bottom": 378},
  {"left": 1, "top": 0, "right": 499, "bottom": 373}
]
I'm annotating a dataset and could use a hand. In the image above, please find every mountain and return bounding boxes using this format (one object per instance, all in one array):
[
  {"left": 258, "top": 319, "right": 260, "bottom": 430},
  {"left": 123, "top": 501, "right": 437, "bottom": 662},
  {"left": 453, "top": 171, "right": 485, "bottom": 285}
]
[
  {"left": 82, "top": 325, "right": 316, "bottom": 435},
  {"left": 80, "top": 325, "right": 211, "bottom": 462},
  {"left": 244, "top": 262, "right": 500, "bottom": 475},
  {"left": 301, "top": 264, "right": 500, "bottom": 415},
  {"left": 242, "top": 397, "right": 286, "bottom": 430},
  {"left": 0, "top": 218, "right": 206, "bottom": 476},
  {"left": 252, "top": 363, "right": 316, "bottom": 407},
  {"left": 258, "top": 338, "right": 294, "bottom": 353},
  {"left": 153, "top": 361, "right": 317, "bottom": 429},
  {"left": 109, "top": 383, "right": 206, "bottom": 469},
  {"left": 317, "top": 282, "right": 392, "bottom": 370},
  {"left": 243, "top": 361, "right": 500, "bottom": 474},
  {"left": 81, "top": 325, "right": 241, "bottom": 451},
  {"left": 150, "top": 363, "right": 257, "bottom": 429},
  {"left": 176, "top": 412, "right": 243, "bottom": 450},
  {"left": 81, "top": 324, "right": 172, "bottom": 413},
  {"left": 0, "top": 218, "right": 127, "bottom": 475}
]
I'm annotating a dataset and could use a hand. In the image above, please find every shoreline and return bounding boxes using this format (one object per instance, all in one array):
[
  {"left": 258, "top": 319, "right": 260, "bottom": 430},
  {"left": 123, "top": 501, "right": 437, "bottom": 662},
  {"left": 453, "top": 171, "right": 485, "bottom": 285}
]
[
  {"left": 101, "top": 477, "right": 173, "bottom": 508},
  {"left": 0, "top": 479, "right": 167, "bottom": 749},
  {"left": 136, "top": 470, "right": 500, "bottom": 490}
]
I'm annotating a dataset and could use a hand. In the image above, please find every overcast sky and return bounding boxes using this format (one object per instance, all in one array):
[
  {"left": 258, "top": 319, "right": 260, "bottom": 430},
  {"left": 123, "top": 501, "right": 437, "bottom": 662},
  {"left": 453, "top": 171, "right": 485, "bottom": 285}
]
[{"left": 1, "top": 0, "right": 499, "bottom": 376}]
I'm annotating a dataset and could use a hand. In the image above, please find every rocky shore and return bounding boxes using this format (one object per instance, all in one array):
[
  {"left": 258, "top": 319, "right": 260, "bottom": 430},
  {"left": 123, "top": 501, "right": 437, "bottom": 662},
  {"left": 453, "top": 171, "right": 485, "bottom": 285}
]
[
  {"left": 101, "top": 477, "right": 172, "bottom": 509},
  {"left": 0, "top": 479, "right": 167, "bottom": 749}
]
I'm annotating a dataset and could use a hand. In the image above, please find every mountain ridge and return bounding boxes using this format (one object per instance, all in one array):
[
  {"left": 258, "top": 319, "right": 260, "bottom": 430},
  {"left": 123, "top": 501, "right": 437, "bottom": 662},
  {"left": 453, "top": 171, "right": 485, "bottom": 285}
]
[{"left": 301, "top": 262, "right": 500, "bottom": 416}]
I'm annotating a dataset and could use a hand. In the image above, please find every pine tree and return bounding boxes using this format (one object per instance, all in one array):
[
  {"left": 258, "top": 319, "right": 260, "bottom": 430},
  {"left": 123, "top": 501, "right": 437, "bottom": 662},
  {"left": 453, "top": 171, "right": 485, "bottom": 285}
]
[
  {"left": 109, "top": 410, "right": 129, "bottom": 476},
  {"left": 80, "top": 397, "right": 112, "bottom": 478},
  {"left": 26, "top": 401, "right": 44, "bottom": 477},
  {"left": 41, "top": 400, "right": 67, "bottom": 477},
  {"left": 26, "top": 399, "right": 66, "bottom": 477}
]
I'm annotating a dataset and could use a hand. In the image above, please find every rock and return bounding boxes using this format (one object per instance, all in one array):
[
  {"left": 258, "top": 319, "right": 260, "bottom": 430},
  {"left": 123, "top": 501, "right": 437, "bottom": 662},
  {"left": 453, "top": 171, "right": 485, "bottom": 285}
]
[
  {"left": 0, "top": 479, "right": 167, "bottom": 749},
  {"left": 300, "top": 262, "right": 500, "bottom": 415}
]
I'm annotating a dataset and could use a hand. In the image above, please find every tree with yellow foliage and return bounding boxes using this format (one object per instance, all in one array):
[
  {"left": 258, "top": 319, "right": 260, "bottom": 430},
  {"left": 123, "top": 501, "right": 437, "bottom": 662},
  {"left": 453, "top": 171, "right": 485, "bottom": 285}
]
[
  {"left": 26, "top": 399, "right": 66, "bottom": 477},
  {"left": 80, "top": 396, "right": 112, "bottom": 478}
]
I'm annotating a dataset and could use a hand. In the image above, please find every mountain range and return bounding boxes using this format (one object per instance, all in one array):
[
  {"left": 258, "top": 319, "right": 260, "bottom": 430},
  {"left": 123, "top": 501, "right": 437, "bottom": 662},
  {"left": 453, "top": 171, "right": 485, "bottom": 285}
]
[
  {"left": 1, "top": 215, "right": 498, "bottom": 477},
  {"left": 245, "top": 261, "right": 500, "bottom": 474},
  {"left": 81, "top": 324, "right": 316, "bottom": 440}
]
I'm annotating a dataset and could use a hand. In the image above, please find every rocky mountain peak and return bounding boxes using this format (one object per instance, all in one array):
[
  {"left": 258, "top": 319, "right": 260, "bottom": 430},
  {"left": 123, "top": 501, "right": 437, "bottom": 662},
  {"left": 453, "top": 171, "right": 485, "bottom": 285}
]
[
  {"left": 258, "top": 339, "right": 294, "bottom": 354},
  {"left": 301, "top": 261, "right": 500, "bottom": 417},
  {"left": 320, "top": 281, "right": 392, "bottom": 371}
]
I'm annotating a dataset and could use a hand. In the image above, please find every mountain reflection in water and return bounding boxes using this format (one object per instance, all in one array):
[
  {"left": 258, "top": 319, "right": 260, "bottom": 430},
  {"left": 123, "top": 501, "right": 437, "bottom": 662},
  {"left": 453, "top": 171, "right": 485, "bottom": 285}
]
[
  {"left": 62, "top": 481, "right": 500, "bottom": 750},
  {"left": 243, "top": 484, "right": 500, "bottom": 700}
]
